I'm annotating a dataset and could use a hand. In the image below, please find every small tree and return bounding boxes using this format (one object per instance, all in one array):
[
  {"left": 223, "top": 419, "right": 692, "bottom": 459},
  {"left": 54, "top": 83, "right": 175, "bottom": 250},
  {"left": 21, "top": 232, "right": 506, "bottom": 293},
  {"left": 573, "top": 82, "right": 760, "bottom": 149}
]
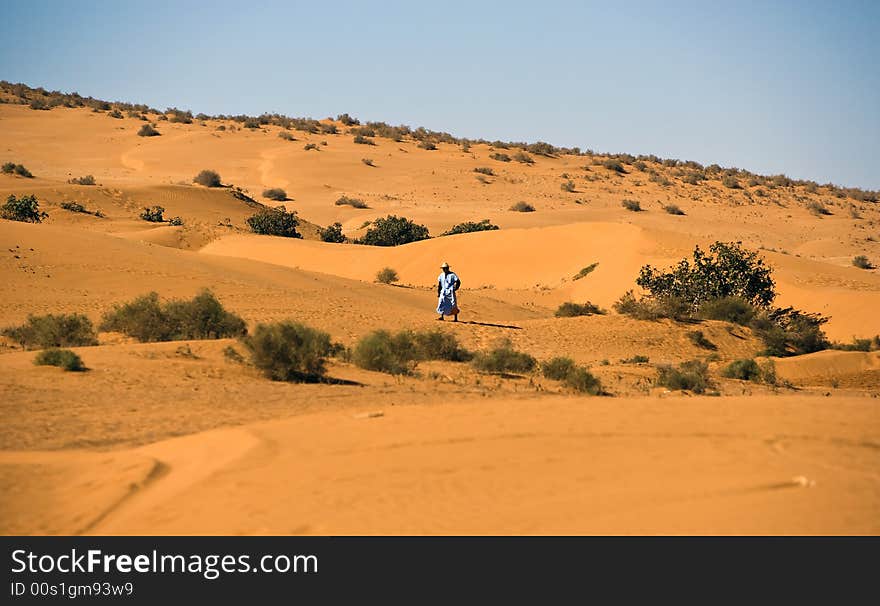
[
  {"left": 319, "top": 222, "right": 346, "bottom": 243},
  {"left": 244, "top": 322, "right": 333, "bottom": 382},
  {"left": 1, "top": 194, "right": 46, "bottom": 223},
  {"left": 376, "top": 267, "right": 399, "bottom": 284},
  {"left": 360, "top": 215, "right": 430, "bottom": 246},
  {"left": 193, "top": 169, "right": 222, "bottom": 187},
  {"left": 140, "top": 205, "right": 165, "bottom": 222},
  {"left": 246, "top": 207, "right": 301, "bottom": 238}
]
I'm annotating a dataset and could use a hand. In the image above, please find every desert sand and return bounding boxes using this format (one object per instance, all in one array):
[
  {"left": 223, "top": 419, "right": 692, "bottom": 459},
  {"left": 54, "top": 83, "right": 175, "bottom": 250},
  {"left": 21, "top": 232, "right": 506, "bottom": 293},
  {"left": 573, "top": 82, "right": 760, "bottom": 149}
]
[{"left": 1, "top": 97, "right": 878, "bottom": 535}]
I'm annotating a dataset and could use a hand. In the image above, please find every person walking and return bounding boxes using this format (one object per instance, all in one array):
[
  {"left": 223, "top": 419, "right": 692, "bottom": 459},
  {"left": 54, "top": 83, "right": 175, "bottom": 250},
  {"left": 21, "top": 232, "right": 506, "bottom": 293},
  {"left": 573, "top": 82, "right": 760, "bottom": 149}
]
[{"left": 436, "top": 262, "right": 461, "bottom": 321}]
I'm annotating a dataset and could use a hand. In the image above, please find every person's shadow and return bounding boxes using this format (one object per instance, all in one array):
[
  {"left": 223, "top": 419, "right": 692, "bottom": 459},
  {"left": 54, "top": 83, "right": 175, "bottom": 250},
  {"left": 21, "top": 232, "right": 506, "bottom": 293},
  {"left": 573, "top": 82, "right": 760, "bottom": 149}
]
[{"left": 459, "top": 320, "right": 522, "bottom": 330}]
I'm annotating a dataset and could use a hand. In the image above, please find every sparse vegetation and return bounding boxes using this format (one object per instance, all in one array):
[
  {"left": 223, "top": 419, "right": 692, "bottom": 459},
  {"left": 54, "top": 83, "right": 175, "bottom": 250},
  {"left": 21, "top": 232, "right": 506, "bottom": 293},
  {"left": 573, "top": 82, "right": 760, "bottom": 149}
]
[
  {"left": 656, "top": 360, "right": 710, "bottom": 393},
  {"left": 246, "top": 207, "right": 301, "bottom": 238},
  {"left": 663, "top": 204, "right": 685, "bottom": 215},
  {"left": 1, "top": 163, "right": 33, "bottom": 178},
  {"left": 560, "top": 180, "right": 576, "bottom": 193},
  {"left": 540, "top": 356, "right": 576, "bottom": 380},
  {"left": 1, "top": 194, "right": 46, "bottom": 223},
  {"left": 621, "top": 355, "right": 650, "bottom": 364},
  {"left": 473, "top": 167, "right": 494, "bottom": 176},
  {"left": 352, "top": 329, "right": 470, "bottom": 375},
  {"left": 335, "top": 196, "right": 368, "bottom": 209},
  {"left": 137, "top": 124, "right": 160, "bottom": 137},
  {"left": 573, "top": 263, "right": 598, "bottom": 280},
  {"left": 262, "top": 188, "right": 287, "bottom": 201},
  {"left": 59, "top": 201, "right": 87, "bottom": 213},
  {"left": 101, "top": 290, "right": 246, "bottom": 342},
  {"left": 68, "top": 175, "right": 96, "bottom": 185},
  {"left": 361, "top": 158, "right": 375, "bottom": 167},
  {"left": 418, "top": 141, "right": 437, "bottom": 150},
  {"left": 441, "top": 219, "right": 499, "bottom": 236},
  {"left": 555, "top": 302, "right": 605, "bottom": 317},
  {"left": 34, "top": 348, "right": 86, "bottom": 372},
  {"left": 140, "top": 205, "right": 165, "bottom": 222},
  {"left": 375, "top": 267, "right": 399, "bottom": 284},
  {"left": 722, "top": 175, "right": 740, "bottom": 189},
  {"left": 686, "top": 330, "right": 716, "bottom": 350},
  {"left": 359, "top": 215, "right": 430, "bottom": 246},
  {"left": 621, "top": 199, "right": 642, "bottom": 212},
  {"left": 304, "top": 143, "right": 319, "bottom": 151},
  {"left": 193, "top": 169, "right": 222, "bottom": 187},
  {"left": 509, "top": 201, "right": 535, "bottom": 212},
  {"left": 243, "top": 321, "right": 333, "bottom": 382},
  {"left": 807, "top": 200, "right": 832, "bottom": 216},
  {"left": 319, "top": 222, "right": 346, "bottom": 243},
  {"left": 353, "top": 135, "right": 375, "bottom": 145},
  {"left": 490, "top": 152, "right": 511, "bottom": 162},
  {"left": 278, "top": 131, "right": 296, "bottom": 141},
  {"left": 852, "top": 255, "right": 874, "bottom": 269},
  {"left": 721, "top": 358, "right": 761, "bottom": 382},
  {"left": 2, "top": 313, "right": 98, "bottom": 350},
  {"left": 513, "top": 152, "right": 534, "bottom": 164},
  {"left": 472, "top": 339, "right": 536, "bottom": 374},
  {"left": 603, "top": 159, "right": 626, "bottom": 173}
]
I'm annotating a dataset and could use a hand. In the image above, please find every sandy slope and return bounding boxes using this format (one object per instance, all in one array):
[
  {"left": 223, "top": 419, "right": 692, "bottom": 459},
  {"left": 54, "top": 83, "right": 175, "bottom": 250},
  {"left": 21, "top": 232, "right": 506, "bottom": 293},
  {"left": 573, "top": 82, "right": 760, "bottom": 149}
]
[{"left": 2, "top": 102, "right": 880, "bottom": 535}]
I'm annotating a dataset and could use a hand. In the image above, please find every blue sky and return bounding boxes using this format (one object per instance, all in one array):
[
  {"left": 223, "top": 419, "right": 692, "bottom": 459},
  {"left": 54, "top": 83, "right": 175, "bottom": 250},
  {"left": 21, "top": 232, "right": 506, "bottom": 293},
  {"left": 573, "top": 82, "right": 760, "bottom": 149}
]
[{"left": 2, "top": 0, "right": 878, "bottom": 188}]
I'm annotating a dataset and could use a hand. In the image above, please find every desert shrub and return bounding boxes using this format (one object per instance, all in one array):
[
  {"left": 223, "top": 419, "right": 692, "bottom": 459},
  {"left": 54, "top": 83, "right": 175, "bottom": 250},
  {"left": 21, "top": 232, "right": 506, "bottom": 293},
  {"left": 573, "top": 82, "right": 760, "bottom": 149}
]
[
  {"left": 621, "top": 199, "right": 642, "bottom": 212},
  {"left": 621, "top": 354, "right": 650, "bottom": 364},
  {"left": 833, "top": 337, "right": 880, "bottom": 352},
  {"left": 243, "top": 321, "right": 332, "bottom": 382},
  {"left": 168, "top": 216, "right": 183, "bottom": 226},
  {"left": 633, "top": 161, "right": 647, "bottom": 171},
  {"left": 361, "top": 158, "right": 375, "bottom": 166},
  {"left": 603, "top": 159, "right": 626, "bottom": 173},
  {"left": 262, "top": 188, "right": 287, "bottom": 201},
  {"left": 101, "top": 290, "right": 246, "bottom": 342},
  {"left": 555, "top": 302, "right": 605, "bottom": 317},
  {"left": 563, "top": 367, "right": 602, "bottom": 394},
  {"left": 2, "top": 163, "right": 33, "bottom": 177},
  {"left": 663, "top": 204, "right": 685, "bottom": 215},
  {"left": 680, "top": 172, "right": 704, "bottom": 185},
  {"left": 167, "top": 109, "right": 193, "bottom": 124},
  {"left": 649, "top": 173, "right": 671, "bottom": 186},
  {"left": 722, "top": 175, "right": 740, "bottom": 189},
  {"left": 137, "top": 124, "right": 160, "bottom": 137},
  {"left": 335, "top": 196, "right": 368, "bottom": 209},
  {"left": 473, "top": 167, "right": 494, "bottom": 176},
  {"left": 541, "top": 356, "right": 576, "bottom": 380},
  {"left": 140, "top": 205, "right": 165, "bottom": 222},
  {"left": 612, "top": 291, "right": 691, "bottom": 321},
  {"left": 2, "top": 313, "right": 98, "bottom": 349},
  {"left": 656, "top": 360, "right": 710, "bottom": 393},
  {"left": 411, "top": 329, "right": 472, "bottom": 362},
  {"left": 68, "top": 175, "right": 96, "bottom": 185},
  {"left": 376, "top": 267, "right": 399, "bottom": 284},
  {"left": 696, "top": 296, "right": 756, "bottom": 325},
  {"left": 278, "top": 131, "right": 295, "bottom": 141},
  {"left": 686, "top": 330, "right": 716, "bottom": 350},
  {"left": 807, "top": 200, "right": 831, "bottom": 216},
  {"left": 352, "top": 330, "right": 417, "bottom": 375},
  {"left": 472, "top": 340, "right": 536, "bottom": 374},
  {"left": 561, "top": 180, "right": 576, "bottom": 192},
  {"left": 573, "top": 263, "right": 598, "bottom": 280},
  {"left": 246, "top": 207, "right": 301, "bottom": 238},
  {"left": 34, "top": 348, "right": 86, "bottom": 372},
  {"left": 320, "top": 123, "right": 338, "bottom": 134},
  {"left": 353, "top": 135, "right": 375, "bottom": 145},
  {"left": 509, "top": 201, "right": 535, "bottom": 212},
  {"left": 418, "top": 141, "right": 437, "bottom": 150},
  {"left": 337, "top": 113, "right": 359, "bottom": 126},
  {"left": 490, "top": 152, "right": 511, "bottom": 162},
  {"left": 852, "top": 255, "right": 874, "bottom": 269},
  {"left": 360, "top": 215, "right": 430, "bottom": 246},
  {"left": 749, "top": 307, "right": 829, "bottom": 357},
  {"left": 513, "top": 152, "right": 534, "bottom": 164},
  {"left": 60, "top": 201, "right": 87, "bottom": 213},
  {"left": 319, "top": 222, "right": 346, "bottom": 243},
  {"left": 1, "top": 194, "right": 46, "bottom": 223},
  {"left": 442, "top": 219, "right": 499, "bottom": 236},
  {"left": 636, "top": 242, "right": 776, "bottom": 309},
  {"left": 475, "top": 174, "right": 491, "bottom": 185},
  {"left": 304, "top": 143, "right": 319, "bottom": 151},
  {"left": 193, "top": 169, "right": 222, "bottom": 187},
  {"left": 721, "top": 358, "right": 761, "bottom": 381},
  {"left": 108, "top": 109, "right": 123, "bottom": 119}
]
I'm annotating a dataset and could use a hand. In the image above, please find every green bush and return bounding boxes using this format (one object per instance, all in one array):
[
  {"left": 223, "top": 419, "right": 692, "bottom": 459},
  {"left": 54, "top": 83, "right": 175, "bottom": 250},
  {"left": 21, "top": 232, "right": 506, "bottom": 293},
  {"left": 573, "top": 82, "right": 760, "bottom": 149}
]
[
  {"left": 411, "top": 329, "right": 472, "bottom": 362},
  {"left": 101, "top": 290, "right": 246, "bottom": 342},
  {"left": 696, "top": 296, "right": 756, "bottom": 325},
  {"left": 137, "top": 124, "right": 160, "bottom": 137},
  {"left": 573, "top": 263, "right": 598, "bottom": 280},
  {"left": 686, "top": 330, "right": 716, "bottom": 350},
  {"left": 541, "top": 356, "right": 576, "bottom": 380},
  {"left": 721, "top": 358, "right": 761, "bottom": 381},
  {"left": 1, "top": 194, "right": 46, "bottom": 223},
  {"left": 243, "top": 321, "right": 332, "bottom": 382},
  {"left": 262, "top": 188, "right": 287, "bottom": 201},
  {"left": 140, "top": 205, "right": 165, "bottom": 222},
  {"left": 335, "top": 196, "right": 368, "bottom": 209},
  {"left": 656, "top": 360, "right": 710, "bottom": 393},
  {"left": 246, "top": 207, "right": 301, "bottom": 238},
  {"left": 509, "top": 201, "right": 535, "bottom": 212},
  {"left": 2, "top": 163, "right": 33, "bottom": 177},
  {"left": 193, "top": 169, "right": 222, "bottom": 187},
  {"left": 621, "top": 199, "right": 642, "bottom": 212},
  {"left": 352, "top": 330, "right": 418, "bottom": 375},
  {"left": 68, "top": 175, "right": 96, "bottom": 185},
  {"left": 441, "top": 219, "right": 499, "bottom": 236},
  {"left": 2, "top": 313, "right": 98, "bottom": 349},
  {"left": 749, "top": 307, "right": 829, "bottom": 357},
  {"left": 376, "top": 267, "right": 399, "bottom": 284},
  {"left": 360, "top": 215, "right": 430, "bottom": 246},
  {"left": 853, "top": 255, "right": 874, "bottom": 269},
  {"left": 472, "top": 340, "right": 536, "bottom": 374},
  {"left": 612, "top": 291, "right": 690, "bottom": 321},
  {"left": 60, "top": 201, "right": 87, "bottom": 213},
  {"left": 563, "top": 367, "right": 602, "bottom": 394},
  {"left": 34, "top": 348, "right": 86, "bottom": 372},
  {"left": 663, "top": 204, "right": 685, "bottom": 215},
  {"left": 555, "top": 302, "right": 604, "bottom": 317},
  {"left": 319, "top": 222, "right": 346, "bottom": 243}
]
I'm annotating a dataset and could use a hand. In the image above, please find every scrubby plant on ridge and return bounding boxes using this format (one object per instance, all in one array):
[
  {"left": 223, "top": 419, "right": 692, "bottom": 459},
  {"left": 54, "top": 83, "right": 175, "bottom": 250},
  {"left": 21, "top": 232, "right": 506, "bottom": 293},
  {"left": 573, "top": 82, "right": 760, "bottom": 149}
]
[
  {"left": 243, "top": 321, "right": 333, "bottom": 382},
  {"left": 441, "top": 219, "right": 499, "bottom": 236},
  {"left": 137, "top": 124, "right": 160, "bottom": 137},
  {"left": 358, "top": 215, "right": 430, "bottom": 246},
  {"left": 335, "top": 196, "right": 368, "bottom": 209},
  {"left": 34, "top": 348, "right": 86, "bottom": 371},
  {"left": 193, "top": 169, "right": 222, "bottom": 187},
  {"left": 262, "top": 188, "right": 288, "bottom": 201},
  {"left": 573, "top": 263, "right": 598, "bottom": 280},
  {"left": 2, "top": 313, "right": 98, "bottom": 350},
  {"left": 246, "top": 206, "right": 301, "bottom": 238}
]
